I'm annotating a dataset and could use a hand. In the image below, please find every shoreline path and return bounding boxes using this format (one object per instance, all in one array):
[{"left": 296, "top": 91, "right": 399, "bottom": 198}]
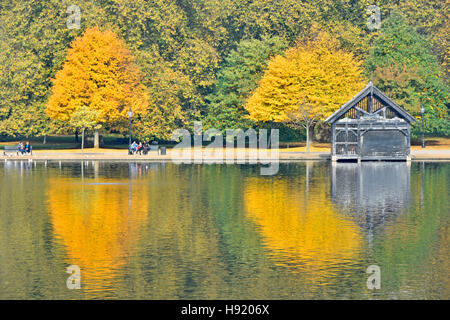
[{"left": 1, "top": 148, "right": 450, "bottom": 161}]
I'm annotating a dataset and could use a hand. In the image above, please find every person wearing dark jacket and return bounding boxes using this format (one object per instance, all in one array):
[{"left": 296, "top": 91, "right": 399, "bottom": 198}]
[{"left": 25, "top": 142, "right": 32, "bottom": 154}]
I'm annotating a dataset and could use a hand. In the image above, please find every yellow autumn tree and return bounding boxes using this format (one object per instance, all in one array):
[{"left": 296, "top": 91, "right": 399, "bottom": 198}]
[
  {"left": 245, "top": 32, "right": 366, "bottom": 151},
  {"left": 47, "top": 27, "right": 148, "bottom": 148}
]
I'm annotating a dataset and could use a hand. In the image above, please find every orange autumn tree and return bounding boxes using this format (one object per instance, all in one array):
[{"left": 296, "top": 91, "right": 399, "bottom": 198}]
[
  {"left": 245, "top": 32, "right": 366, "bottom": 151},
  {"left": 47, "top": 27, "right": 148, "bottom": 148}
]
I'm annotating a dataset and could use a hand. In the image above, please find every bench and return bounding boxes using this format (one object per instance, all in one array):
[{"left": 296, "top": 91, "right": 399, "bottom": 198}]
[
  {"left": 3, "top": 145, "right": 32, "bottom": 156},
  {"left": 129, "top": 145, "right": 159, "bottom": 155},
  {"left": 3, "top": 146, "right": 18, "bottom": 156}
]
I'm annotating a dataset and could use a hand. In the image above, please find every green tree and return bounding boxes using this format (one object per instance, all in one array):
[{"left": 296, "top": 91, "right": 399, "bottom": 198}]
[
  {"left": 102, "top": 0, "right": 223, "bottom": 135},
  {"left": 0, "top": 0, "right": 81, "bottom": 138},
  {"left": 359, "top": 0, "right": 448, "bottom": 75},
  {"left": 366, "top": 12, "right": 449, "bottom": 135},
  {"left": 133, "top": 49, "right": 201, "bottom": 140},
  {"left": 205, "top": 37, "right": 287, "bottom": 130},
  {"left": 69, "top": 106, "right": 101, "bottom": 150}
]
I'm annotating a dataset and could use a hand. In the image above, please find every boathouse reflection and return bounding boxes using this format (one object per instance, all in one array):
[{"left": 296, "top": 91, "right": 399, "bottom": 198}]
[{"left": 330, "top": 162, "right": 411, "bottom": 235}]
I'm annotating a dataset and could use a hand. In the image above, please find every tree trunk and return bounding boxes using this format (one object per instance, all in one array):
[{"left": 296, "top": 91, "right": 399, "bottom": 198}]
[
  {"left": 81, "top": 128, "right": 85, "bottom": 151},
  {"left": 75, "top": 129, "right": 79, "bottom": 143},
  {"left": 43, "top": 135, "right": 47, "bottom": 145},
  {"left": 94, "top": 129, "right": 99, "bottom": 149},
  {"left": 306, "top": 161, "right": 310, "bottom": 192},
  {"left": 306, "top": 124, "right": 310, "bottom": 153}
]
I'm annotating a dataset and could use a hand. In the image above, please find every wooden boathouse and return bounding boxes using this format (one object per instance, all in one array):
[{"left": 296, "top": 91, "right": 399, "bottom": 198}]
[{"left": 325, "top": 81, "right": 416, "bottom": 162}]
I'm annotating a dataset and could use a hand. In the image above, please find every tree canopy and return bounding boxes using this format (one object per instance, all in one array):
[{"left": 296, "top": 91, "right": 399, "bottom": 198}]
[
  {"left": 47, "top": 27, "right": 148, "bottom": 134},
  {"left": 205, "top": 37, "right": 287, "bottom": 131},
  {"left": 245, "top": 32, "right": 366, "bottom": 123},
  {"left": 366, "top": 13, "right": 449, "bottom": 135},
  {"left": 0, "top": 0, "right": 448, "bottom": 139}
]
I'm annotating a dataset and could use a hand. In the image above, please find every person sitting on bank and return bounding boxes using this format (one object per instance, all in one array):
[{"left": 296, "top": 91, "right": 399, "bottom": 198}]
[
  {"left": 130, "top": 141, "right": 138, "bottom": 154},
  {"left": 142, "top": 141, "right": 149, "bottom": 155},
  {"left": 18, "top": 142, "right": 26, "bottom": 155},
  {"left": 136, "top": 142, "right": 143, "bottom": 155},
  {"left": 25, "top": 141, "right": 32, "bottom": 154}
]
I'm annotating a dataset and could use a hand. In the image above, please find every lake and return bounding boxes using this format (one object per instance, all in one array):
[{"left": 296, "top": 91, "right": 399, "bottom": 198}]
[{"left": 0, "top": 161, "right": 448, "bottom": 299}]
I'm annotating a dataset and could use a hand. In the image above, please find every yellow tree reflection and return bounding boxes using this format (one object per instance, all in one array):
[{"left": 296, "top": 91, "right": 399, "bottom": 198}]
[
  {"left": 244, "top": 172, "right": 362, "bottom": 283},
  {"left": 47, "top": 177, "right": 148, "bottom": 295}
]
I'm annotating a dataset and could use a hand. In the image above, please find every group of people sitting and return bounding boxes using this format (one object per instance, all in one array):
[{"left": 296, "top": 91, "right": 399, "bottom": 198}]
[
  {"left": 18, "top": 141, "right": 32, "bottom": 155},
  {"left": 129, "top": 140, "right": 158, "bottom": 155}
]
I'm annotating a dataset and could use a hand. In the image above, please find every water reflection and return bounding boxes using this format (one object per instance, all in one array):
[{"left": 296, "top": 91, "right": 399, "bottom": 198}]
[
  {"left": 330, "top": 162, "right": 411, "bottom": 237},
  {"left": 0, "top": 161, "right": 448, "bottom": 299},
  {"left": 47, "top": 162, "right": 149, "bottom": 297},
  {"left": 244, "top": 162, "right": 363, "bottom": 284}
]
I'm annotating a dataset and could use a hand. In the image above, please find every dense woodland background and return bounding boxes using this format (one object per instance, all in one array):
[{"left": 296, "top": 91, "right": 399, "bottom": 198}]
[{"left": 0, "top": 0, "right": 448, "bottom": 142}]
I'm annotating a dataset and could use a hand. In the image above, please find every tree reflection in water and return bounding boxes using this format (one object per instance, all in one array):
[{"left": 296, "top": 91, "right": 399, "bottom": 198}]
[
  {"left": 244, "top": 162, "right": 363, "bottom": 285},
  {"left": 48, "top": 162, "right": 149, "bottom": 296}
]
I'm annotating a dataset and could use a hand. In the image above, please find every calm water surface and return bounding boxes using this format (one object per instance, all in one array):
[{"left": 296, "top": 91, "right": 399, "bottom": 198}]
[{"left": 0, "top": 161, "right": 448, "bottom": 299}]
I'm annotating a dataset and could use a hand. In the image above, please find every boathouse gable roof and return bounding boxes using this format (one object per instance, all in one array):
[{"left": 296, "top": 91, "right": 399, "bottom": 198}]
[{"left": 325, "top": 82, "right": 417, "bottom": 124}]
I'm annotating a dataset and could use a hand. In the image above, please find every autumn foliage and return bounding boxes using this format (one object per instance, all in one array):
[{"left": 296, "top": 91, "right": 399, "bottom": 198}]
[
  {"left": 1, "top": 1, "right": 448, "bottom": 139},
  {"left": 46, "top": 27, "right": 148, "bottom": 132},
  {"left": 245, "top": 32, "right": 366, "bottom": 123}
]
